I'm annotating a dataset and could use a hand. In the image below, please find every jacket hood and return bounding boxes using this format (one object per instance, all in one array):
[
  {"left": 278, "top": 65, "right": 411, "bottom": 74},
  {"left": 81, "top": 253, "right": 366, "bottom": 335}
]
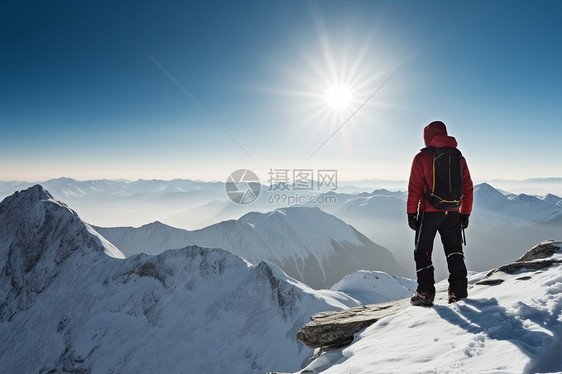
[{"left": 424, "top": 121, "right": 458, "bottom": 148}]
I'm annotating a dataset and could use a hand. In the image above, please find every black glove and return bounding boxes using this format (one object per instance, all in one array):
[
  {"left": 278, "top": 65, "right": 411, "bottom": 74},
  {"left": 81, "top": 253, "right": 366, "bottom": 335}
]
[
  {"left": 407, "top": 213, "right": 419, "bottom": 231},
  {"left": 460, "top": 213, "right": 470, "bottom": 229}
]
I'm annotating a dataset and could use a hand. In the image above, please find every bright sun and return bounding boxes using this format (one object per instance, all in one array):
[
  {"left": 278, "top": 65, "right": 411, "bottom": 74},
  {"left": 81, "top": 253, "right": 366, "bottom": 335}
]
[{"left": 325, "top": 84, "right": 353, "bottom": 112}]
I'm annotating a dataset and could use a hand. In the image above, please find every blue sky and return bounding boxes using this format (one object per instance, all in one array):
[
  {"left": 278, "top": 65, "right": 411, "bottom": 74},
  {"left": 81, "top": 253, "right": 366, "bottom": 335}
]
[{"left": 1, "top": 0, "right": 561, "bottom": 182}]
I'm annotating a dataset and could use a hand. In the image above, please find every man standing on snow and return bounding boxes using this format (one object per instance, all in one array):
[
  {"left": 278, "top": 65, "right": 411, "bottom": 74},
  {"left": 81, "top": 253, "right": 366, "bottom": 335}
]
[{"left": 407, "top": 121, "right": 473, "bottom": 306}]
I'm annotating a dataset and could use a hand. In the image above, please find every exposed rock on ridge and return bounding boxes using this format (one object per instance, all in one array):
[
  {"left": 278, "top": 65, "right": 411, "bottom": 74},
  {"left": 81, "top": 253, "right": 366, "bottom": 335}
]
[
  {"left": 297, "top": 241, "right": 562, "bottom": 351},
  {"left": 297, "top": 300, "right": 409, "bottom": 349}
]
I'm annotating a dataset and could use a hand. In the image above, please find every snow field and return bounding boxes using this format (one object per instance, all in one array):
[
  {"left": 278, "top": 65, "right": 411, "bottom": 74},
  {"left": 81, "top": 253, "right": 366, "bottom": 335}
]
[{"left": 302, "top": 245, "right": 562, "bottom": 373}]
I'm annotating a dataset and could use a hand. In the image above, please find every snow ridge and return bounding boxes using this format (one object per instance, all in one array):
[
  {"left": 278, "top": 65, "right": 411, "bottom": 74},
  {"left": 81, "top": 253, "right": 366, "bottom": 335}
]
[
  {"left": 0, "top": 186, "right": 374, "bottom": 374},
  {"left": 96, "top": 206, "right": 406, "bottom": 289}
]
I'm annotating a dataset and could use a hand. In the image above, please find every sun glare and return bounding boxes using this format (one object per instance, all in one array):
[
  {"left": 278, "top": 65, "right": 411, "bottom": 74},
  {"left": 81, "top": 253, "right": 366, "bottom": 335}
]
[
  {"left": 268, "top": 10, "right": 401, "bottom": 141},
  {"left": 325, "top": 84, "right": 353, "bottom": 111}
]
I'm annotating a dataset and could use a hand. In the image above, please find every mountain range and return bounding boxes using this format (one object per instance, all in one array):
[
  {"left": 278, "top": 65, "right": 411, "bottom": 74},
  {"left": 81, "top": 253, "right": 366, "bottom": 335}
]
[
  {"left": 2, "top": 185, "right": 389, "bottom": 373},
  {"left": 1, "top": 178, "right": 561, "bottom": 283},
  {"left": 1, "top": 185, "right": 560, "bottom": 373},
  {"left": 95, "top": 206, "right": 407, "bottom": 289},
  {"left": 314, "top": 184, "right": 562, "bottom": 280}
]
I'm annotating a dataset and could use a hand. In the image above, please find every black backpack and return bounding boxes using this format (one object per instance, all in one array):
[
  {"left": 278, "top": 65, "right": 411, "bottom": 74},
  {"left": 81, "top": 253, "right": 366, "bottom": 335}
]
[{"left": 424, "top": 147, "right": 464, "bottom": 210}]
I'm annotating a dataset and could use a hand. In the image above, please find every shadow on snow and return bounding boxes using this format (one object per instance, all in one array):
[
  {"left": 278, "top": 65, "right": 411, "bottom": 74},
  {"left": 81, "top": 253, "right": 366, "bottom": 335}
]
[{"left": 434, "top": 297, "right": 562, "bottom": 373}]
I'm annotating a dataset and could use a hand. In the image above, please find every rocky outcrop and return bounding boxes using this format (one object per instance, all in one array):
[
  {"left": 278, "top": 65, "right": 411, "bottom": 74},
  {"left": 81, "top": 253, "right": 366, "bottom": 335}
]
[
  {"left": 297, "top": 299, "right": 409, "bottom": 349},
  {"left": 476, "top": 241, "right": 562, "bottom": 285},
  {"left": 296, "top": 241, "right": 562, "bottom": 353},
  {"left": 515, "top": 241, "right": 561, "bottom": 262}
]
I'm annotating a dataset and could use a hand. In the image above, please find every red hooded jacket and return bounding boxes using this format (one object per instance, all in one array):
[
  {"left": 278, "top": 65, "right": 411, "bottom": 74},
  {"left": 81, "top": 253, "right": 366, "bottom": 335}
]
[{"left": 407, "top": 121, "right": 473, "bottom": 214}]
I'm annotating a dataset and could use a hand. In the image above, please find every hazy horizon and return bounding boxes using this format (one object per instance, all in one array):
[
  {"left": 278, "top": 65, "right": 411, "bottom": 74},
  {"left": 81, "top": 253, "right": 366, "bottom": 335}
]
[{"left": 2, "top": 176, "right": 562, "bottom": 197}]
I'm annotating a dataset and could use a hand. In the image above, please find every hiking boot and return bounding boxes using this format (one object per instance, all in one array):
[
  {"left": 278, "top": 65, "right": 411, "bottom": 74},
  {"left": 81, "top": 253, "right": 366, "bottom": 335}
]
[
  {"left": 410, "top": 291, "right": 434, "bottom": 307},
  {"left": 448, "top": 289, "right": 467, "bottom": 304}
]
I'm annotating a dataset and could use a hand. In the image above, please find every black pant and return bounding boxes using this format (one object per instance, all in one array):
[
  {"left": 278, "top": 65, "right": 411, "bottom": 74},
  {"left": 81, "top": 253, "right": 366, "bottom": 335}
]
[{"left": 414, "top": 211, "right": 467, "bottom": 297}]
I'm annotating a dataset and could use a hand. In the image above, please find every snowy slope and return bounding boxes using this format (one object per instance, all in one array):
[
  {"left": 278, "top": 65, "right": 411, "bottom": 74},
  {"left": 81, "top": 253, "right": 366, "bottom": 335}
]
[
  {"left": 94, "top": 221, "right": 191, "bottom": 256},
  {"left": 0, "top": 184, "right": 124, "bottom": 262},
  {"left": 96, "top": 207, "right": 407, "bottom": 289},
  {"left": 0, "top": 186, "right": 378, "bottom": 374},
  {"left": 292, "top": 241, "right": 562, "bottom": 374},
  {"left": 330, "top": 270, "right": 416, "bottom": 305}
]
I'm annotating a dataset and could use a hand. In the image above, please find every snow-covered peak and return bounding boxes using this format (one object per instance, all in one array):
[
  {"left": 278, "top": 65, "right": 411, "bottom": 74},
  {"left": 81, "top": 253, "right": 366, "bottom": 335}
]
[
  {"left": 0, "top": 185, "right": 124, "bottom": 259},
  {"left": 0, "top": 184, "right": 65, "bottom": 213},
  {"left": 138, "top": 220, "right": 175, "bottom": 230},
  {"left": 0, "top": 188, "right": 366, "bottom": 373},
  {"left": 510, "top": 193, "right": 541, "bottom": 203},
  {"left": 189, "top": 206, "right": 406, "bottom": 288},
  {"left": 97, "top": 206, "right": 405, "bottom": 289},
  {"left": 144, "top": 220, "right": 166, "bottom": 226},
  {"left": 0, "top": 186, "right": 126, "bottom": 320},
  {"left": 543, "top": 193, "right": 562, "bottom": 204},
  {"left": 0, "top": 184, "right": 82, "bottom": 229},
  {"left": 472, "top": 183, "right": 562, "bottom": 224},
  {"left": 330, "top": 270, "right": 416, "bottom": 305},
  {"left": 20, "top": 183, "right": 53, "bottom": 200},
  {"left": 474, "top": 182, "right": 508, "bottom": 202},
  {"left": 237, "top": 206, "right": 363, "bottom": 248}
]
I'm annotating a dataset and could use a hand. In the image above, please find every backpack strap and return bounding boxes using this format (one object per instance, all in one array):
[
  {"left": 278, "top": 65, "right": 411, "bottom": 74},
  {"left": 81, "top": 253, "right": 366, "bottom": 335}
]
[{"left": 420, "top": 147, "right": 436, "bottom": 195}]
